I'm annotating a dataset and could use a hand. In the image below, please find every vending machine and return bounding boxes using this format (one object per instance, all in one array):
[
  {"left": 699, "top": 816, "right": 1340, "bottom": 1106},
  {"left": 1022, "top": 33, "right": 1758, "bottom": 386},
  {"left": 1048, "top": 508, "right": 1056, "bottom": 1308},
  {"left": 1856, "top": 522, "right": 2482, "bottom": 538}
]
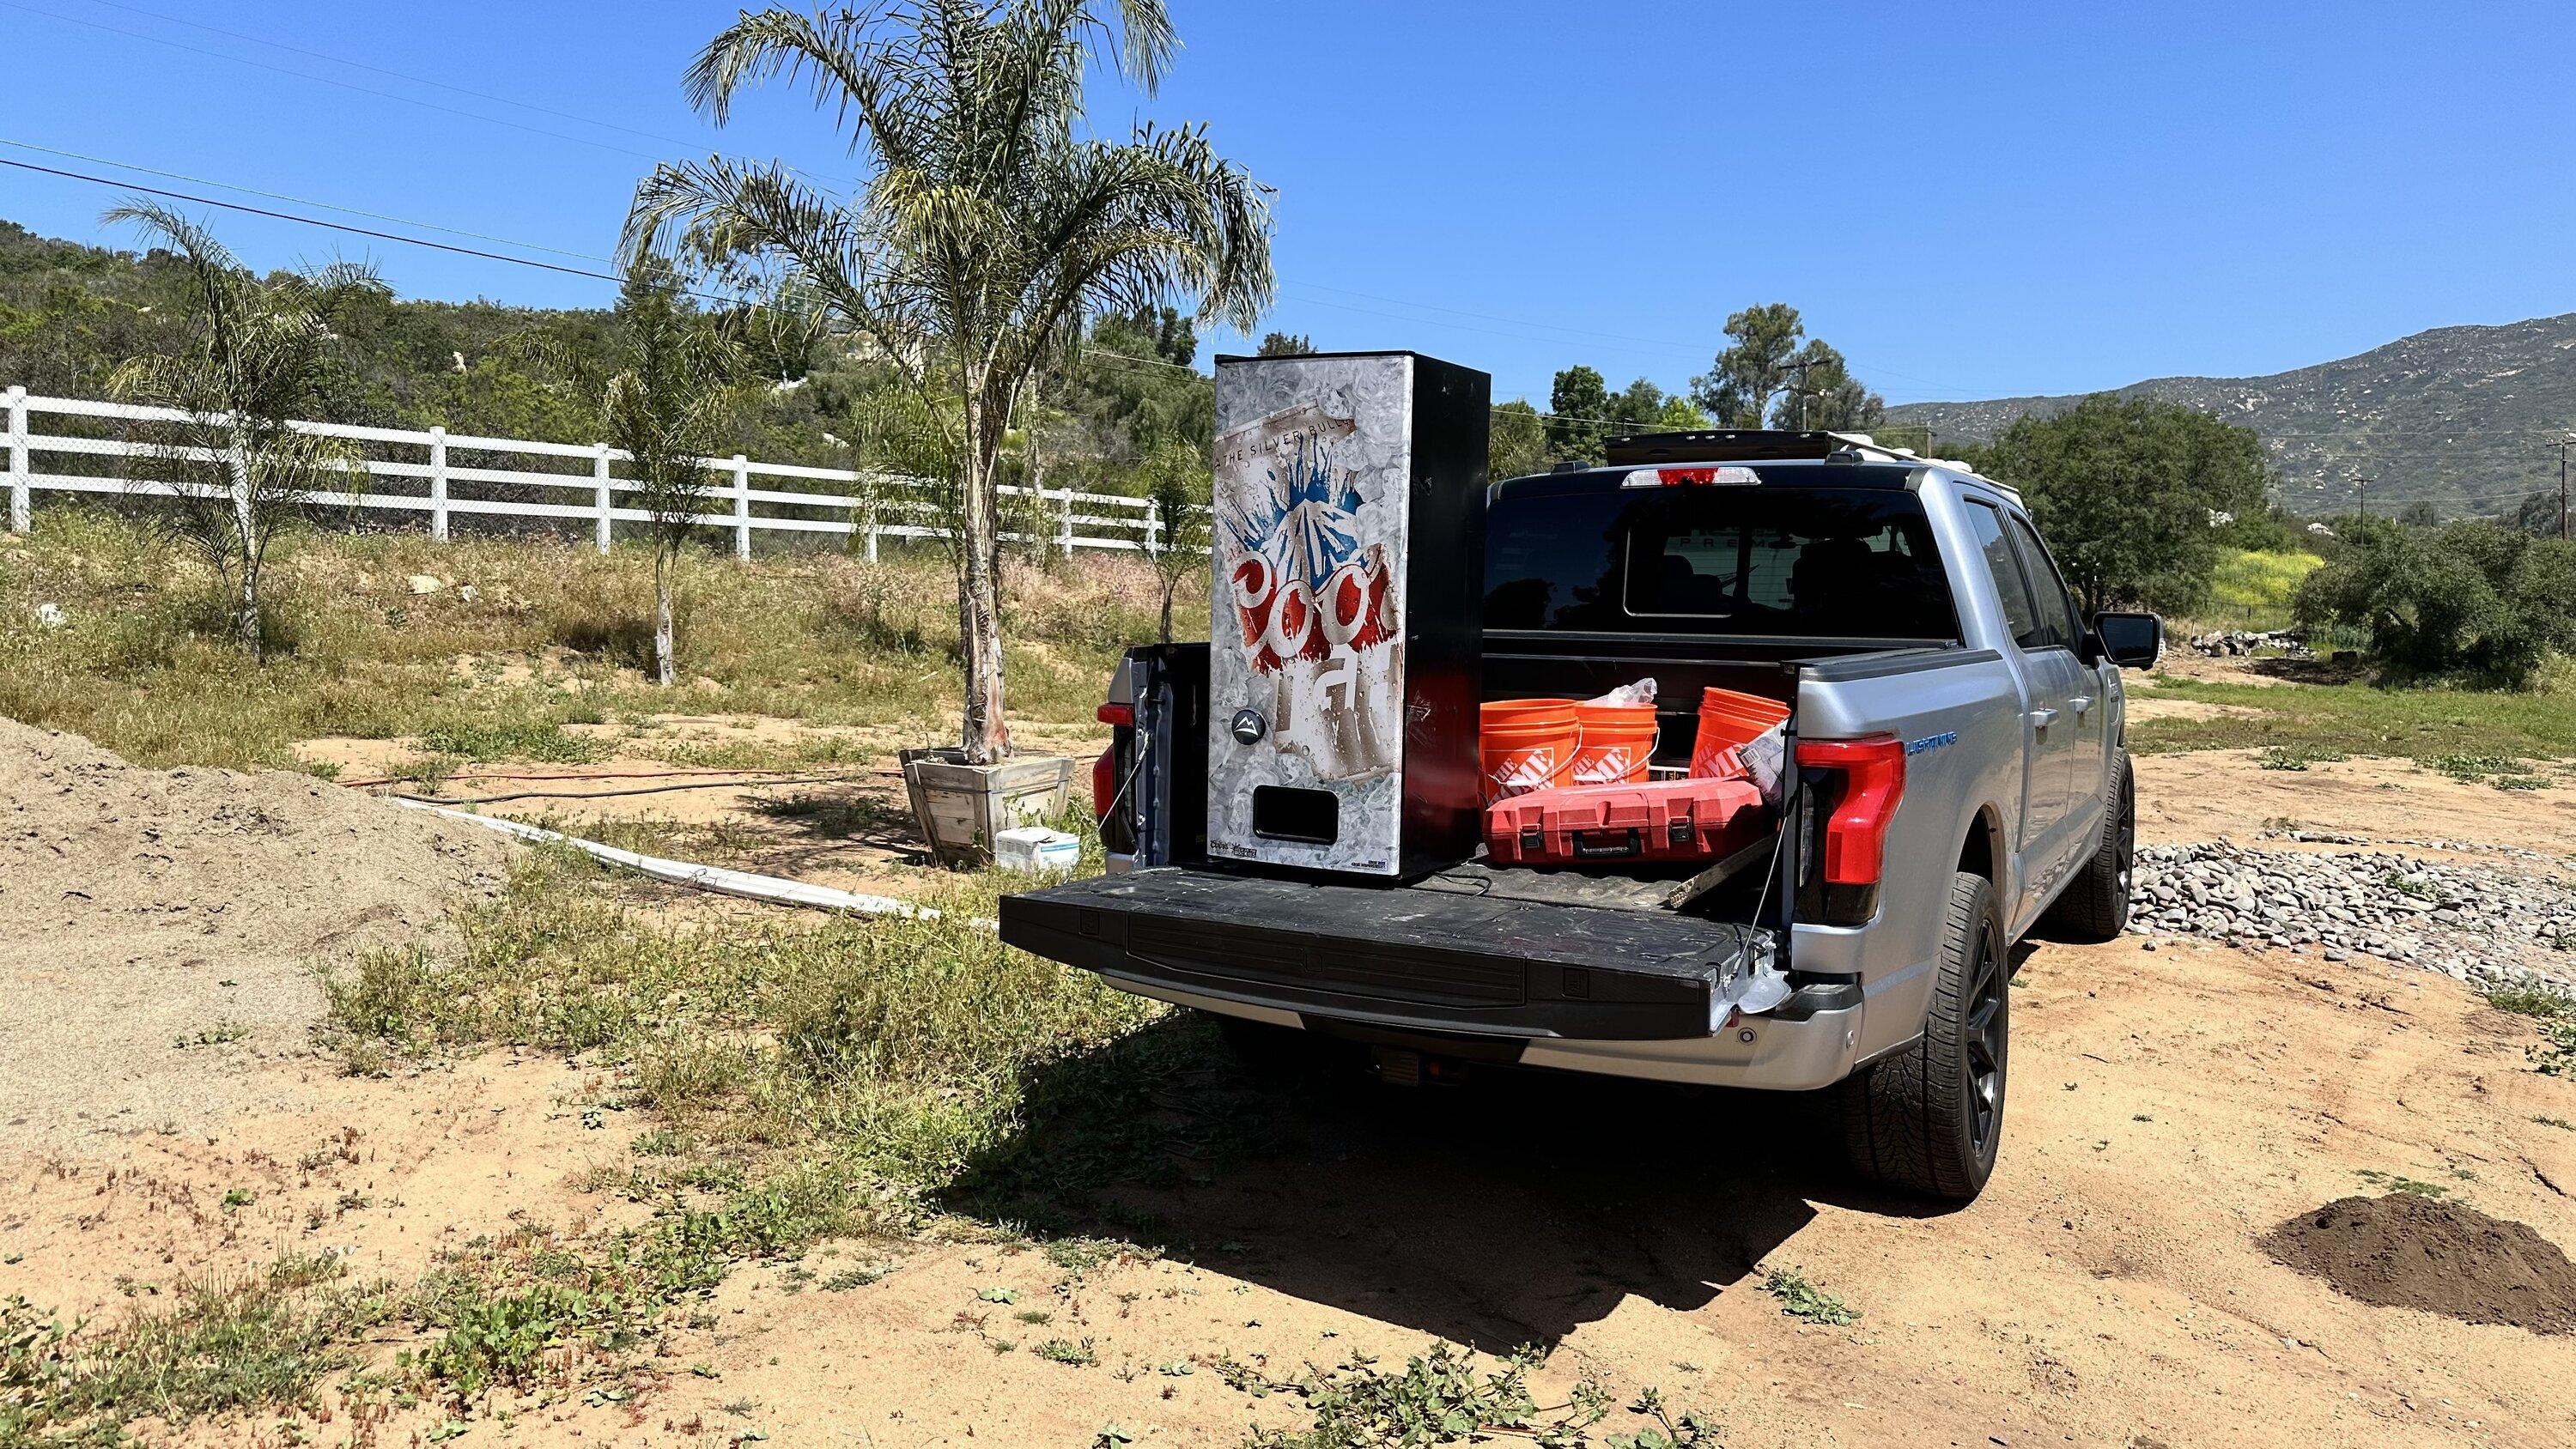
[{"left": 1204, "top": 350, "right": 1488, "bottom": 878}]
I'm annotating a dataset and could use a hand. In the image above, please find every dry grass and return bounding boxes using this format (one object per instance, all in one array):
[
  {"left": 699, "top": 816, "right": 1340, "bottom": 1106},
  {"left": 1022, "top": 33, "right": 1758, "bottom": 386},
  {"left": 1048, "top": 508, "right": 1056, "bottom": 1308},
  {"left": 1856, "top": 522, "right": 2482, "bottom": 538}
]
[{"left": 0, "top": 509, "right": 1200, "bottom": 771}]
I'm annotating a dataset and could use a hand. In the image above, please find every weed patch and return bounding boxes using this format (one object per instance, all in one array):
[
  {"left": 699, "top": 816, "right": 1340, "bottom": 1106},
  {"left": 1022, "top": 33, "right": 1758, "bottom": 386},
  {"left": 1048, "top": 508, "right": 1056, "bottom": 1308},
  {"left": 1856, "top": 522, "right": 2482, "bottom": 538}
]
[
  {"left": 2129, "top": 672, "right": 2576, "bottom": 761},
  {"left": 0, "top": 510, "right": 1186, "bottom": 771},
  {"left": 2354, "top": 1168, "right": 2451, "bottom": 1197},
  {"left": 1227, "top": 1344, "right": 1627, "bottom": 1448},
  {"left": 0, "top": 1254, "right": 376, "bottom": 1439},
  {"left": 1760, "top": 1266, "right": 1859, "bottom": 1325},
  {"left": 2257, "top": 744, "right": 2348, "bottom": 771}
]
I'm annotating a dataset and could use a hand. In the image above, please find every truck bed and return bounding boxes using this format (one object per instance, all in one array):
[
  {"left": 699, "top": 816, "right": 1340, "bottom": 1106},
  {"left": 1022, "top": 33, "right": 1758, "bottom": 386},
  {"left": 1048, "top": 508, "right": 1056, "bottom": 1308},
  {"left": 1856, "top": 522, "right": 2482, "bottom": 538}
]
[{"left": 999, "top": 866, "right": 1772, "bottom": 1041}]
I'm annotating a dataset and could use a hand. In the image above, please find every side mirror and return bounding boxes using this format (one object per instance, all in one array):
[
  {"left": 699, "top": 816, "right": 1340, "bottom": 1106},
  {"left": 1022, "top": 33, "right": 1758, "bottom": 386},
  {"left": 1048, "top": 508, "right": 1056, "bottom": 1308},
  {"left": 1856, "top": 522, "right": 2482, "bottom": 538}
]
[{"left": 2092, "top": 611, "right": 2162, "bottom": 669}]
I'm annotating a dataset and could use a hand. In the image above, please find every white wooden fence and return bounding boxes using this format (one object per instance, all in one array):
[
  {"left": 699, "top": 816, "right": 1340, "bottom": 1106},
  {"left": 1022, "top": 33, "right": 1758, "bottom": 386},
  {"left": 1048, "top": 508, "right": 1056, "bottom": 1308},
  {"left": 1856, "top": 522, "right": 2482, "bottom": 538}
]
[{"left": 1, "top": 386, "right": 1175, "bottom": 560}]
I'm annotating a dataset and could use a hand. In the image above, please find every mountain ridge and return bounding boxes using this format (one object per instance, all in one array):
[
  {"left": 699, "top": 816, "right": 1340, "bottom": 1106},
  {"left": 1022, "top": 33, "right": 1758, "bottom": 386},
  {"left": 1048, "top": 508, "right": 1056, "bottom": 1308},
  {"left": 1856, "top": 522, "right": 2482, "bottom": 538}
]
[{"left": 1886, "top": 312, "right": 2576, "bottom": 516}]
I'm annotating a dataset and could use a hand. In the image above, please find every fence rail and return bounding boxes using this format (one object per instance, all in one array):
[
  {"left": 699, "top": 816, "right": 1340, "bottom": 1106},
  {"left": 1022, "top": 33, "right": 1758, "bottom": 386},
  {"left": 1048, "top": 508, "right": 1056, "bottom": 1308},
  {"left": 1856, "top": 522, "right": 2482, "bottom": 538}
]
[{"left": 1, "top": 386, "right": 1180, "bottom": 559}]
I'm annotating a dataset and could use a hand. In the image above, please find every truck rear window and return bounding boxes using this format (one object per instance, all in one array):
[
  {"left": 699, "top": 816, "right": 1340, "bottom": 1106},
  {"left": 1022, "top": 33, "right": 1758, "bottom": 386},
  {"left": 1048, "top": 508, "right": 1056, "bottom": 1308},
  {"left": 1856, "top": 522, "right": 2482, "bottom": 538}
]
[{"left": 1485, "top": 483, "right": 1959, "bottom": 639}]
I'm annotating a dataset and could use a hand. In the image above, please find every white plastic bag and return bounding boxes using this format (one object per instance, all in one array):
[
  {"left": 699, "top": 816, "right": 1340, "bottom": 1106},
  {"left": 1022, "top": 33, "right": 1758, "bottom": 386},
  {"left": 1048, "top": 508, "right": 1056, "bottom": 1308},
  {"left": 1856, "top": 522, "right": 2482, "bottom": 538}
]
[
  {"left": 1582, "top": 676, "right": 1657, "bottom": 708},
  {"left": 1738, "top": 721, "right": 1788, "bottom": 809}
]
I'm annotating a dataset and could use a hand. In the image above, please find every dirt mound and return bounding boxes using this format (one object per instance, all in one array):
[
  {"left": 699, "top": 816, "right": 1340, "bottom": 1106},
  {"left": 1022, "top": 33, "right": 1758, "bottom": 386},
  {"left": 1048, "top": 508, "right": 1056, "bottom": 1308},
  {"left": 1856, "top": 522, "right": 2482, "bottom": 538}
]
[
  {"left": 2262, "top": 1193, "right": 2576, "bottom": 1334},
  {"left": 0, "top": 719, "right": 510, "bottom": 1143}
]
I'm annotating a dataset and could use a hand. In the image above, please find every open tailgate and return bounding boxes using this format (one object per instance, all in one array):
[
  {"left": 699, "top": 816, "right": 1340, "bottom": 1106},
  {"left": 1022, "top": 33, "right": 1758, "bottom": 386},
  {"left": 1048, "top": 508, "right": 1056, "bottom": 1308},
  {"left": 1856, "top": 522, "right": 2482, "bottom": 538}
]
[{"left": 999, "top": 867, "right": 1769, "bottom": 1041}]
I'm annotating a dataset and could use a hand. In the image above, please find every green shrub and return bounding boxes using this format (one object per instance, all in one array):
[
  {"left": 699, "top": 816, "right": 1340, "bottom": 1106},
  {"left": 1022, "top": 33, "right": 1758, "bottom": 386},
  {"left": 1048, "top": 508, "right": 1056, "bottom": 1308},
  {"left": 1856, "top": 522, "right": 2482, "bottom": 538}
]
[{"left": 2295, "top": 518, "right": 2576, "bottom": 686}]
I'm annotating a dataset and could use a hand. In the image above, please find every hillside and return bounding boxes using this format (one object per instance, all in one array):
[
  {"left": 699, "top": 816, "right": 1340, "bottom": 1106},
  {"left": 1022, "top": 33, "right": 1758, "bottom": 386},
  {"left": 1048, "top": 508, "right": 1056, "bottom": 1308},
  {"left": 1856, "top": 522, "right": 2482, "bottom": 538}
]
[
  {"left": 0, "top": 215, "right": 1210, "bottom": 493},
  {"left": 1889, "top": 315, "right": 2576, "bottom": 517}
]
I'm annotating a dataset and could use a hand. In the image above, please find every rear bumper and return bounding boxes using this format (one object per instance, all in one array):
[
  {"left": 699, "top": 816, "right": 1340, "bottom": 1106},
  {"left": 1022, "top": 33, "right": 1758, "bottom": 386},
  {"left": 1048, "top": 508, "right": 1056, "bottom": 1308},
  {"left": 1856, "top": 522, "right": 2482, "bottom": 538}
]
[
  {"left": 1099, "top": 973, "right": 1863, "bottom": 1090},
  {"left": 999, "top": 867, "right": 1862, "bottom": 1090}
]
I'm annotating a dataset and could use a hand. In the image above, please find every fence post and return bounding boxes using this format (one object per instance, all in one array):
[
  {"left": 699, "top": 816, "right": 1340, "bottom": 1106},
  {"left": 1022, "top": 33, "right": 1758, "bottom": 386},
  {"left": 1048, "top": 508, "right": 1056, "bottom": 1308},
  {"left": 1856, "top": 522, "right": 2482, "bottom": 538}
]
[
  {"left": 427, "top": 426, "right": 448, "bottom": 543},
  {"left": 732, "top": 453, "right": 750, "bottom": 561},
  {"left": 866, "top": 522, "right": 879, "bottom": 563},
  {"left": 1144, "top": 498, "right": 1163, "bottom": 556},
  {"left": 5, "top": 386, "right": 27, "bottom": 535},
  {"left": 592, "top": 444, "right": 613, "bottom": 555},
  {"left": 1057, "top": 488, "right": 1075, "bottom": 559}
]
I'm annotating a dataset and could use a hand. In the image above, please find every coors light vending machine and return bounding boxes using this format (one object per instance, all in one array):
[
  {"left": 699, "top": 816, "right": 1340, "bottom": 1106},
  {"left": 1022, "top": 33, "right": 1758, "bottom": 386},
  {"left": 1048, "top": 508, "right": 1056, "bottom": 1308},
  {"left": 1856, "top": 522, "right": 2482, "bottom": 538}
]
[{"left": 1205, "top": 350, "right": 1488, "bottom": 879}]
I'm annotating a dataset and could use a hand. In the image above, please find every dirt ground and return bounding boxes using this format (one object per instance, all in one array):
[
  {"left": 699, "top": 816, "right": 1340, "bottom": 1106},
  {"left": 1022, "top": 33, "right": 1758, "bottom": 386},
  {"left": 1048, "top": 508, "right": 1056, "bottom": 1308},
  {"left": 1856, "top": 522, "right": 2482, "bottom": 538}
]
[
  {"left": 0, "top": 719, "right": 509, "bottom": 1148},
  {"left": 7, "top": 720, "right": 2576, "bottom": 1447}
]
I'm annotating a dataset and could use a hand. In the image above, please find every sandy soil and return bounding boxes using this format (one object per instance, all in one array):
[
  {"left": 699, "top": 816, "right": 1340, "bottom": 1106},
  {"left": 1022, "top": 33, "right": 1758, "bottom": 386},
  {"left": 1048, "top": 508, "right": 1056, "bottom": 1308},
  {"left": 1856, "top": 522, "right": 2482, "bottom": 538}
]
[
  {"left": 295, "top": 714, "right": 1115, "bottom": 900},
  {"left": 0, "top": 721, "right": 509, "bottom": 1149},
  {"left": 14, "top": 911, "right": 2570, "bottom": 1448},
  {"left": 2136, "top": 750, "right": 2576, "bottom": 858},
  {"left": 8, "top": 718, "right": 2576, "bottom": 1446}
]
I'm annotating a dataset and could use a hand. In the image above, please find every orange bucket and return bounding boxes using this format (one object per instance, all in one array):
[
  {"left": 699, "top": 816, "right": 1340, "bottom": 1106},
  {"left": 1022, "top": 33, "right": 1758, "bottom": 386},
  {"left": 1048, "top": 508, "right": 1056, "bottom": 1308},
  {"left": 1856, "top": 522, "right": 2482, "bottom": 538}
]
[
  {"left": 1479, "top": 699, "right": 1579, "bottom": 803},
  {"left": 1692, "top": 687, "right": 1789, "bottom": 776},
  {"left": 1570, "top": 700, "right": 1657, "bottom": 785}
]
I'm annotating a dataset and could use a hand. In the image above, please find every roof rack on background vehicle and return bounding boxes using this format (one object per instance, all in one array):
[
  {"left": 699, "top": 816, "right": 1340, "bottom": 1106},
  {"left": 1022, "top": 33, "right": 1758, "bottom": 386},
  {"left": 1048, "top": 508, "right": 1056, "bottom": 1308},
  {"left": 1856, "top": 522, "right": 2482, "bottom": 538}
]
[
  {"left": 1603, "top": 429, "right": 1919, "bottom": 465},
  {"left": 1598, "top": 429, "right": 2017, "bottom": 503}
]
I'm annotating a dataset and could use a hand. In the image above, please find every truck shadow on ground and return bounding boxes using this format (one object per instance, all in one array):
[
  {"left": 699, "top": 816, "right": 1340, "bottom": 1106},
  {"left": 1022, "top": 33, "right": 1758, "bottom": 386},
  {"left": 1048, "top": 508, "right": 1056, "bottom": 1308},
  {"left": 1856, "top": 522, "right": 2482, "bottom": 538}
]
[{"left": 952, "top": 1016, "right": 1962, "bottom": 1352}]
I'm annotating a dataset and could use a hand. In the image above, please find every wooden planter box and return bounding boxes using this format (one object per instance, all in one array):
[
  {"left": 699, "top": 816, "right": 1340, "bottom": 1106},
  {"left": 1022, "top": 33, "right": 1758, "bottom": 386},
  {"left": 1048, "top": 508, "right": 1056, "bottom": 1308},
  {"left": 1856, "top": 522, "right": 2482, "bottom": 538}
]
[{"left": 900, "top": 748, "right": 1074, "bottom": 869}]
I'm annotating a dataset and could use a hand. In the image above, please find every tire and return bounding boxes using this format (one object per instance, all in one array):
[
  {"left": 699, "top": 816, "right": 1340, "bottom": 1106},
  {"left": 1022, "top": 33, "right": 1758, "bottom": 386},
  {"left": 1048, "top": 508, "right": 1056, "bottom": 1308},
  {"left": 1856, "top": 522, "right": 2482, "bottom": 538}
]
[
  {"left": 1838, "top": 870, "right": 2008, "bottom": 1201},
  {"left": 2039, "top": 751, "right": 2134, "bottom": 944}
]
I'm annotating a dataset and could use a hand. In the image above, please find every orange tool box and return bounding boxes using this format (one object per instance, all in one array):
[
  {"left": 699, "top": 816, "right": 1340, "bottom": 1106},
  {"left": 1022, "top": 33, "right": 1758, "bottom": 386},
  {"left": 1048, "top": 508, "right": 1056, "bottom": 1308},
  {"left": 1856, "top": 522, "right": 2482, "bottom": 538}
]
[{"left": 1483, "top": 776, "right": 1768, "bottom": 866}]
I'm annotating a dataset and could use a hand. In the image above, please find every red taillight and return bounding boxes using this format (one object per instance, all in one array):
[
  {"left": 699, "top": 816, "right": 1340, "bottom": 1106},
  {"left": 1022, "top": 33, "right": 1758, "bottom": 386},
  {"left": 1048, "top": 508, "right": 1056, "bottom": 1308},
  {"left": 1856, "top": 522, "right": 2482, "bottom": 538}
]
[
  {"left": 1091, "top": 746, "right": 1118, "bottom": 821},
  {"left": 1796, "top": 736, "right": 1906, "bottom": 885},
  {"left": 1093, "top": 700, "right": 1132, "bottom": 822}
]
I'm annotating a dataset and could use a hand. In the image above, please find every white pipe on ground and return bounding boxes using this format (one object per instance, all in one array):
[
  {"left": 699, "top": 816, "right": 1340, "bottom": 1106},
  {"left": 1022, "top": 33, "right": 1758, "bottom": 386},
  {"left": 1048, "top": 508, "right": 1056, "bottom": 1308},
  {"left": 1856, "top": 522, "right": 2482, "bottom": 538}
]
[{"left": 398, "top": 799, "right": 946, "bottom": 921}]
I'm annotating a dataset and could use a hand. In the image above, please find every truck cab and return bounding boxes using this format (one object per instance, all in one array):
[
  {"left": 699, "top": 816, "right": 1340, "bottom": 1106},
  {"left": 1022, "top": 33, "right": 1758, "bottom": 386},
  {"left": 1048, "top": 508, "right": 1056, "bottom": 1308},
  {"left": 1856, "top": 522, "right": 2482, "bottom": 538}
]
[{"left": 1003, "top": 430, "right": 2160, "bottom": 1201}]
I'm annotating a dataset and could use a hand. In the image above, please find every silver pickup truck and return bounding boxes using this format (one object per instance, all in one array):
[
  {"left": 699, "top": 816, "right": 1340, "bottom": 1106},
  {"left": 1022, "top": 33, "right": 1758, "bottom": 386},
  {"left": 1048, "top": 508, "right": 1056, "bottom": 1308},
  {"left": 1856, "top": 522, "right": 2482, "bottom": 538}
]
[{"left": 999, "top": 433, "right": 2161, "bottom": 1201}]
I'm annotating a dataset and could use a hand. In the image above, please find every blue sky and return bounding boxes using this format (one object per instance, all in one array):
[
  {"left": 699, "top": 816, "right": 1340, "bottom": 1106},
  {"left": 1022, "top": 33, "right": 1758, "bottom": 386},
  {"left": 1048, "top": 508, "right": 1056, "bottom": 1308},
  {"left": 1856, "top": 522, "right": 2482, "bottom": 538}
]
[{"left": 5, "top": 0, "right": 2576, "bottom": 408}]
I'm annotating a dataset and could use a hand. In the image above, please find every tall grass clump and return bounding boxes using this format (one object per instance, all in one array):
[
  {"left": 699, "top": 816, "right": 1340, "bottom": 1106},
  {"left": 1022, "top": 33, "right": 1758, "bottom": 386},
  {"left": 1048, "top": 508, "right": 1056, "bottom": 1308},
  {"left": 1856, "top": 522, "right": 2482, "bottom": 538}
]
[
  {"left": 0, "top": 506, "right": 1201, "bottom": 770},
  {"left": 324, "top": 845, "right": 1165, "bottom": 1195}
]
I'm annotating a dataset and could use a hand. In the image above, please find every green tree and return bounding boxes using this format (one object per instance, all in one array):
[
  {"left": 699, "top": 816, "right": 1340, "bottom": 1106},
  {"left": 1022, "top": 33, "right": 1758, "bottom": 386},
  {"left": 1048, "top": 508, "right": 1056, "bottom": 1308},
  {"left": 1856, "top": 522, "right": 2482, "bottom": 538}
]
[
  {"left": 1139, "top": 437, "right": 1210, "bottom": 641},
  {"left": 102, "top": 203, "right": 386, "bottom": 660},
  {"left": 518, "top": 266, "right": 755, "bottom": 685},
  {"left": 2512, "top": 488, "right": 2564, "bottom": 539},
  {"left": 2296, "top": 518, "right": 2576, "bottom": 684},
  {"left": 1489, "top": 398, "right": 1549, "bottom": 481},
  {"left": 1255, "top": 330, "right": 1313, "bottom": 356},
  {"left": 1054, "top": 306, "right": 1212, "bottom": 482},
  {"left": 1546, "top": 364, "right": 1610, "bottom": 460},
  {"left": 1690, "top": 302, "right": 1804, "bottom": 428},
  {"left": 631, "top": 0, "right": 1273, "bottom": 764},
  {"left": 1974, "top": 394, "right": 2271, "bottom": 614},
  {"left": 1653, "top": 395, "right": 1711, "bottom": 430},
  {"left": 1605, "top": 376, "right": 1662, "bottom": 429}
]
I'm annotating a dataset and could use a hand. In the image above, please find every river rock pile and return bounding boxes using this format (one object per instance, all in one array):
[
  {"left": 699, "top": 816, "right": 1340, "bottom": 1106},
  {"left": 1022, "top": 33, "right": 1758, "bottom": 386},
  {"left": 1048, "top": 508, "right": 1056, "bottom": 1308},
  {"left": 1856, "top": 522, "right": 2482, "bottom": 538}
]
[
  {"left": 2187, "top": 627, "right": 2310, "bottom": 658},
  {"left": 2131, "top": 841, "right": 2576, "bottom": 989}
]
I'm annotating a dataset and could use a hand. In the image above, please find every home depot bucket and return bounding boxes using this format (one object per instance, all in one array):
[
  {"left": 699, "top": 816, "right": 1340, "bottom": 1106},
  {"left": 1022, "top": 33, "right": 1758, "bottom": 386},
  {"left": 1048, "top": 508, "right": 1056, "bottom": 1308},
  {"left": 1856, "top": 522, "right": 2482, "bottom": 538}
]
[
  {"left": 1479, "top": 699, "right": 1579, "bottom": 803},
  {"left": 1692, "top": 687, "right": 1790, "bottom": 776},
  {"left": 1570, "top": 700, "right": 1657, "bottom": 785}
]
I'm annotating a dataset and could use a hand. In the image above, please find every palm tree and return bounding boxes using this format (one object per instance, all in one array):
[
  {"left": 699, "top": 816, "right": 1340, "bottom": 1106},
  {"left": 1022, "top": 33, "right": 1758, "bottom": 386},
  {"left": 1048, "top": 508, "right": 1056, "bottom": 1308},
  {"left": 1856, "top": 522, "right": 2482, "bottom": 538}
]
[
  {"left": 628, "top": 0, "right": 1273, "bottom": 764},
  {"left": 105, "top": 203, "right": 386, "bottom": 661},
  {"left": 519, "top": 264, "right": 755, "bottom": 685}
]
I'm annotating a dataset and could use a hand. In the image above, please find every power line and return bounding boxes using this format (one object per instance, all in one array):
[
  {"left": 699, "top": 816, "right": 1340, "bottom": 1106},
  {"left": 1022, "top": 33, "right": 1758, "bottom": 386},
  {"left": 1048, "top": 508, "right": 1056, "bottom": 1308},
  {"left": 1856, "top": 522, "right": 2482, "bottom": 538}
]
[
  {"left": 0, "top": 148, "right": 1662, "bottom": 433},
  {"left": 0, "top": 139, "right": 617, "bottom": 266},
  {"left": 0, "top": 155, "right": 638, "bottom": 287},
  {"left": 14, "top": 0, "right": 2010, "bottom": 402}
]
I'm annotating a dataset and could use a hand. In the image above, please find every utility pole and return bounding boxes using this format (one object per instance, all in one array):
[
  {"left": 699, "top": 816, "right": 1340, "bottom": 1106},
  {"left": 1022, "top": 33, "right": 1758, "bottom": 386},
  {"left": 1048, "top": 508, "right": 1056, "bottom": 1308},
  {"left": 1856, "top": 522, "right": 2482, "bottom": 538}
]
[{"left": 2353, "top": 472, "right": 2371, "bottom": 519}]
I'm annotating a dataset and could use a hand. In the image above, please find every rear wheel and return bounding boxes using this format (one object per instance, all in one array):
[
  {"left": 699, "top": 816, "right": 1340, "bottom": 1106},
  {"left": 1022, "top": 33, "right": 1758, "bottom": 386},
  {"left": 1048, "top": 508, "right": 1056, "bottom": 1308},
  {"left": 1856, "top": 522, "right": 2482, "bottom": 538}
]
[
  {"left": 1838, "top": 870, "right": 2008, "bottom": 1201},
  {"left": 2039, "top": 752, "right": 2134, "bottom": 943}
]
